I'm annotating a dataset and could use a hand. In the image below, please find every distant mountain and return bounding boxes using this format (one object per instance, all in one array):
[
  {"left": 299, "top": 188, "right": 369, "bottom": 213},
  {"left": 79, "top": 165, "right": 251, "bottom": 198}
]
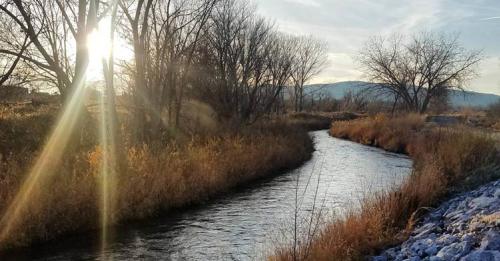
[
  {"left": 306, "top": 81, "right": 500, "bottom": 108},
  {"left": 448, "top": 90, "right": 500, "bottom": 108}
]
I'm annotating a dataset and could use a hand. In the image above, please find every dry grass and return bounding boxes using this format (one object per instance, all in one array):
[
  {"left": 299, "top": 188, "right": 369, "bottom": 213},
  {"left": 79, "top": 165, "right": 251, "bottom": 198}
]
[
  {"left": 330, "top": 113, "right": 424, "bottom": 153},
  {"left": 272, "top": 114, "right": 500, "bottom": 261},
  {"left": 282, "top": 113, "right": 334, "bottom": 130},
  {"left": 0, "top": 105, "right": 322, "bottom": 250},
  {"left": 493, "top": 121, "right": 500, "bottom": 131},
  {"left": 0, "top": 105, "right": 57, "bottom": 157}
]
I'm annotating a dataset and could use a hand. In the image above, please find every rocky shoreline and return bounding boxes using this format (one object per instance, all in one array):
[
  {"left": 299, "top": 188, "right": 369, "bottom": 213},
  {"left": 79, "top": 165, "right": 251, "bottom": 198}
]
[{"left": 373, "top": 180, "right": 500, "bottom": 261}]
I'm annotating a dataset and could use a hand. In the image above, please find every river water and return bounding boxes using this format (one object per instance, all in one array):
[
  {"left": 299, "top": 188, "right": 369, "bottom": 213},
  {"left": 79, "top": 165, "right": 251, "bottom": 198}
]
[{"left": 7, "top": 130, "right": 412, "bottom": 260}]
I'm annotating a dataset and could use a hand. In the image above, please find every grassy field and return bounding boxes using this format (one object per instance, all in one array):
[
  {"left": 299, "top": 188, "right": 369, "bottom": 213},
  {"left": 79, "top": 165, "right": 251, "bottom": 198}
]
[
  {"left": 0, "top": 104, "right": 330, "bottom": 250},
  {"left": 271, "top": 114, "right": 500, "bottom": 260}
]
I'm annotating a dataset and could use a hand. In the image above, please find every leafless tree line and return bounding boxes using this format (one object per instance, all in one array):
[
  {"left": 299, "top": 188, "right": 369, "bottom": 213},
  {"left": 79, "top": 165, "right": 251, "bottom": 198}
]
[
  {"left": 117, "top": 0, "right": 218, "bottom": 142},
  {"left": 0, "top": 0, "right": 328, "bottom": 142},
  {"left": 359, "top": 32, "right": 482, "bottom": 113},
  {"left": 190, "top": 0, "right": 328, "bottom": 125}
]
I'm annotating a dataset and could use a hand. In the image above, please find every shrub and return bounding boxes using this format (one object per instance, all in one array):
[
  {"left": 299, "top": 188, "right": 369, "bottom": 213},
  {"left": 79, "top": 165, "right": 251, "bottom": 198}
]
[{"left": 487, "top": 100, "right": 500, "bottom": 119}]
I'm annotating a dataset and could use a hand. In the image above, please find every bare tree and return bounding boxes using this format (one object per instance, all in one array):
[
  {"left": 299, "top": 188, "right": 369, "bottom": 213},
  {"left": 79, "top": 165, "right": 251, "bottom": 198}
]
[
  {"left": 359, "top": 32, "right": 482, "bottom": 113},
  {"left": 0, "top": 32, "right": 33, "bottom": 87},
  {"left": 192, "top": 0, "right": 299, "bottom": 124},
  {"left": 266, "top": 33, "right": 297, "bottom": 115},
  {"left": 341, "top": 90, "right": 368, "bottom": 112},
  {"left": 101, "top": 0, "right": 120, "bottom": 141},
  {"left": 119, "top": 0, "right": 154, "bottom": 141},
  {"left": 120, "top": 0, "right": 216, "bottom": 142},
  {"left": 290, "top": 36, "right": 328, "bottom": 112},
  {"left": 0, "top": 0, "right": 116, "bottom": 102}
]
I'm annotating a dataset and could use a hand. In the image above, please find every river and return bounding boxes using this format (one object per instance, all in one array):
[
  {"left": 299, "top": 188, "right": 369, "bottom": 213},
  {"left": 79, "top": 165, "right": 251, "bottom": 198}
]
[{"left": 5, "top": 130, "right": 412, "bottom": 260}]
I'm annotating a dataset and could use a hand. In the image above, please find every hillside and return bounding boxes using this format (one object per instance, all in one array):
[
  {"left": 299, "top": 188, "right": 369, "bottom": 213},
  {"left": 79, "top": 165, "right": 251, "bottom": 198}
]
[{"left": 306, "top": 81, "right": 500, "bottom": 108}]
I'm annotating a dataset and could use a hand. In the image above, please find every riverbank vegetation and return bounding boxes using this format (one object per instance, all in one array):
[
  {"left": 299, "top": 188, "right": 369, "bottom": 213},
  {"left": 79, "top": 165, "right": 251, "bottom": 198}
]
[
  {"left": 0, "top": 103, "right": 332, "bottom": 250},
  {"left": 272, "top": 115, "right": 500, "bottom": 260}
]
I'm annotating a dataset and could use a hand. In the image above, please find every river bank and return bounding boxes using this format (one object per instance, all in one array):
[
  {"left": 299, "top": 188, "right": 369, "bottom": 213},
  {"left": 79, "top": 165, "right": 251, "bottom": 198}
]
[
  {"left": 0, "top": 104, "right": 328, "bottom": 251},
  {"left": 1, "top": 130, "right": 412, "bottom": 260},
  {"left": 373, "top": 180, "right": 500, "bottom": 261},
  {"left": 271, "top": 114, "right": 500, "bottom": 260}
]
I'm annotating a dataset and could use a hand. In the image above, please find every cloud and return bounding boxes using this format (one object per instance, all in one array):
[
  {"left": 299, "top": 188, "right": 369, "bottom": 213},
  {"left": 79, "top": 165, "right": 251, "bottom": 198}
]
[
  {"left": 282, "top": 0, "right": 321, "bottom": 7},
  {"left": 310, "top": 53, "right": 363, "bottom": 84},
  {"left": 469, "top": 56, "right": 500, "bottom": 94},
  {"left": 254, "top": 0, "right": 500, "bottom": 94},
  {"left": 480, "top": 16, "right": 500, "bottom": 20}
]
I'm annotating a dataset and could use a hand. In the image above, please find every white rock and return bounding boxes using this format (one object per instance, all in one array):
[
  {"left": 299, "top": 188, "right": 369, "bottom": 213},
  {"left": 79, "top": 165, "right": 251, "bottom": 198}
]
[
  {"left": 436, "top": 241, "right": 471, "bottom": 260},
  {"left": 459, "top": 250, "right": 500, "bottom": 261},
  {"left": 470, "top": 196, "right": 496, "bottom": 209},
  {"left": 425, "top": 244, "right": 438, "bottom": 256},
  {"left": 436, "top": 234, "right": 458, "bottom": 245},
  {"left": 372, "top": 256, "right": 387, "bottom": 261},
  {"left": 480, "top": 231, "right": 500, "bottom": 251},
  {"left": 493, "top": 189, "right": 500, "bottom": 198}
]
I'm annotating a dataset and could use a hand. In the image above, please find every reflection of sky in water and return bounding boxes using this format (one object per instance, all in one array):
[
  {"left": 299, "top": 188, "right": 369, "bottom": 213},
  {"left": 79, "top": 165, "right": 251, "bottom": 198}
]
[{"left": 10, "top": 130, "right": 412, "bottom": 261}]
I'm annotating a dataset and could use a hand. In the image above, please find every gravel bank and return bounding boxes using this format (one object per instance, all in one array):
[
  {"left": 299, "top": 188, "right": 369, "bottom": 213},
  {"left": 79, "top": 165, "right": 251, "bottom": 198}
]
[{"left": 373, "top": 180, "right": 500, "bottom": 261}]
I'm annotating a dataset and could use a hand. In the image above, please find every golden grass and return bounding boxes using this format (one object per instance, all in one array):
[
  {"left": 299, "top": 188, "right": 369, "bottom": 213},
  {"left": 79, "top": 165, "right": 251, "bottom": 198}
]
[
  {"left": 330, "top": 113, "right": 424, "bottom": 153},
  {"left": 0, "top": 105, "right": 57, "bottom": 156},
  {"left": 271, "top": 114, "right": 500, "bottom": 261},
  {"left": 0, "top": 105, "right": 324, "bottom": 250},
  {"left": 493, "top": 121, "right": 500, "bottom": 131}
]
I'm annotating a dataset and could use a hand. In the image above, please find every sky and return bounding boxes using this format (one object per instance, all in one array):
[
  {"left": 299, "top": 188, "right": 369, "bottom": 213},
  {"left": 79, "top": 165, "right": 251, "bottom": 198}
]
[{"left": 254, "top": 0, "right": 500, "bottom": 95}]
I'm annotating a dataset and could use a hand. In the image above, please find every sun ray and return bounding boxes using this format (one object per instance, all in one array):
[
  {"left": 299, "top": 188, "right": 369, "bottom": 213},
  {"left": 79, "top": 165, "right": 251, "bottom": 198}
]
[
  {"left": 95, "top": 9, "right": 120, "bottom": 257},
  {"left": 0, "top": 74, "right": 88, "bottom": 243},
  {"left": 98, "top": 88, "right": 117, "bottom": 258}
]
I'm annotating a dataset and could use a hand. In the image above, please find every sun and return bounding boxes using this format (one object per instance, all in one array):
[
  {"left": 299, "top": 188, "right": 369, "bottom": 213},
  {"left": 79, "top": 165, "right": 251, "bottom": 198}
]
[{"left": 86, "top": 17, "right": 113, "bottom": 81}]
